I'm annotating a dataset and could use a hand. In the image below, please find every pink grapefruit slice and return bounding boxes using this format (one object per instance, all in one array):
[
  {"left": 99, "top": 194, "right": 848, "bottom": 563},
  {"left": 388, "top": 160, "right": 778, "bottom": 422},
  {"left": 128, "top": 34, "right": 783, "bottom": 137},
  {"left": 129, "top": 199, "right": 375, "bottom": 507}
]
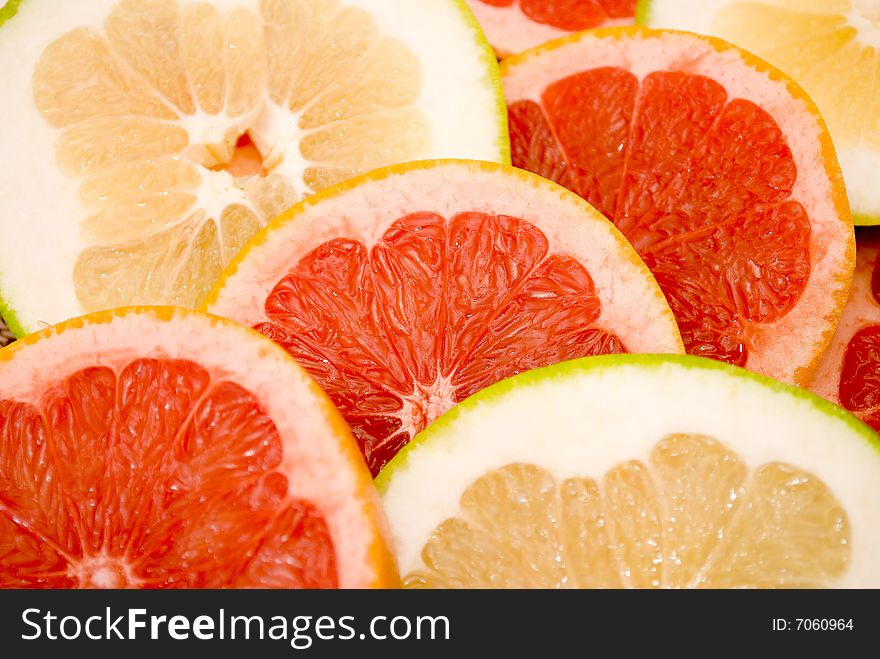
[
  {"left": 465, "top": 0, "right": 636, "bottom": 57},
  {"left": 0, "top": 307, "right": 396, "bottom": 588},
  {"left": 205, "top": 160, "right": 684, "bottom": 475},
  {"left": 809, "top": 229, "right": 880, "bottom": 432},
  {"left": 503, "top": 27, "right": 854, "bottom": 385}
]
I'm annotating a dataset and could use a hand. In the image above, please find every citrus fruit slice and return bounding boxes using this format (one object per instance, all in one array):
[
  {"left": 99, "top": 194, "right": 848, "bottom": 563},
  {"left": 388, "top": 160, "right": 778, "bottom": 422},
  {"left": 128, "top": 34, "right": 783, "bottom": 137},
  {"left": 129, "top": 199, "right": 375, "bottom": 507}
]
[
  {"left": 0, "top": 307, "right": 396, "bottom": 588},
  {"left": 205, "top": 160, "right": 684, "bottom": 476},
  {"left": 378, "top": 354, "right": 880, "bottom": 588},
  {"left": 639, "top": 0, "right": 880, "bottom": 225},
  {"left": 502, "top": 27, "right": 854, "bottom": 385},
  {"left": 0, "top": 0, "right": 507, "bottom": 338},
  {"left": 809, "top": 228, "right": 880, "bottom": 431},
  {"left": 464, "top": 0, "right": 636, "bottom": 56}
]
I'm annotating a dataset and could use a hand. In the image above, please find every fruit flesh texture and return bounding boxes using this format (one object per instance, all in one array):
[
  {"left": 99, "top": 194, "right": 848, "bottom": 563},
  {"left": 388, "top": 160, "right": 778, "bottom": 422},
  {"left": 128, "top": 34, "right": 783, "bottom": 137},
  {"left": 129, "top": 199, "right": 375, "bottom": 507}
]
[
  {"left": 473, "top": 0, "right": 636, "bottom": 30},
  {"left": 405, "top": 434, "right": 850, "bottom": 588},
  {"left": 254, "top": 211, "right": 625, "bottom": 476},
  {"left": 834, "top": 239, "right": 880, "bottom": 430},
  {"left": 0, "top": 358, "right": 335, "bottom": 588},
  {"left": 32, "top": 0, "right": 426, "bottom": 313},
  {"left": 509, "top": 68, "right": 811, "bottom": 366},
  {"left": 701, "top": 0, "right": 880, "bottom": 220}
]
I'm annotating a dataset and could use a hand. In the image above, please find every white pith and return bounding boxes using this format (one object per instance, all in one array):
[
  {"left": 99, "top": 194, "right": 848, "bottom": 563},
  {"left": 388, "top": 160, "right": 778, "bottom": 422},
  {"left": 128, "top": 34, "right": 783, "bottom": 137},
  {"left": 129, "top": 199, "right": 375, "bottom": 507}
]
[
  {"left": 466, "top": 0, "right": 569, "bottom": 56},
  {"left": 0, "top": 308, "right": 388, "bottom": 588},
  {"left": 0, "top": 0, "right": 505, "bottom": 334},
  {"left": 74, "top": 555, "right": 141, "bottom": 588},
  {"left": 398, "top": 372, "right": 458, "bottom": 433},
  {"left": 502, "top": 29, "right": 852, "bottom": 384},
  {"left": 642, "top": 0, "right": 880, "bottom": 218},
  {"left": 851, "top": 0, "right": 880, "bottom": 45},
  {"left": 380, "top": 358, "right": 880, "bottom": 587},
  {"left": 208, "top": 161, "right": 684, "bottom": 357}
]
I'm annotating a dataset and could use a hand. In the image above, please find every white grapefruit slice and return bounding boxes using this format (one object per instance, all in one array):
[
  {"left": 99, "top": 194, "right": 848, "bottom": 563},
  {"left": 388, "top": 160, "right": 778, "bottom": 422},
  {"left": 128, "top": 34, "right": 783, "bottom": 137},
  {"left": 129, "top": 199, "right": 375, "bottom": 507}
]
[
  {"left": 378, "top": 354, "right": 880, "bottom": 588},
  {"left": 0, "top": 0, "right": 507, "bottom": 336}
]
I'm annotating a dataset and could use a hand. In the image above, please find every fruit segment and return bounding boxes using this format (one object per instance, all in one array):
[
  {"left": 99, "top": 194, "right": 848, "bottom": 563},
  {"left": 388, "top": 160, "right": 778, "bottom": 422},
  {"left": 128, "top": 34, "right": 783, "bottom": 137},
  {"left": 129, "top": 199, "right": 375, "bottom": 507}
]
[{"left": 404, "top": 434, "right": 850, "bottom": 589}]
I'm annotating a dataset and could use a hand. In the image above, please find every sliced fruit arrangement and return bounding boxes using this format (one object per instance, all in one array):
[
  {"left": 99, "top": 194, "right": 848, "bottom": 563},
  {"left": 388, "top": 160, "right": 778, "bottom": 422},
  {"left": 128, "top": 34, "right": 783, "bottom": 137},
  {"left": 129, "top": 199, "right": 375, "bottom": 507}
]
[
  {"left": 639, "top": 0, "right": 880, "bottom": 225},
  {"left": 810, "top": 229, "right": 880, "bottom": 430},
  {"left": 0, "top": 307, "right": 396, "bottom": 588},
  {"left": 206, "top": 160, "right": 684, "bottom": 476},
  {"left": 503, "top": 27, "right": 854, "bottom": 385},
  {"left": 378, "top": 354, "right": 880, "bottom": 588},
  {"left": 465, "top": 0, "right": 636, "bottom": 56},
  {"left": 0, "top": 0, "right": 507, "bottom": 337}
]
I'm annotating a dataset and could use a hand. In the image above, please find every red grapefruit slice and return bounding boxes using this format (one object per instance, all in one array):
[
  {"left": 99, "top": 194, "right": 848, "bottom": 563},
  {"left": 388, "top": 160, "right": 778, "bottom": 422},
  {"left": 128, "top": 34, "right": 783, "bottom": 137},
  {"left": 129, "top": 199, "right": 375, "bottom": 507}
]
[
  {"left": 503, "top": 27, "right": 854, "bottom": 385},
  {"left": 465, "top": 0, "right": 636, "bottom": 56},
  {"left": 205, "top": 160, "right": 684, "bottom": 476},
  {"left": 809, "top": 229, "right": 880, "bottom": 432},
  {"left": 0, "top": 307, "right": 396, "bottom": 588}
]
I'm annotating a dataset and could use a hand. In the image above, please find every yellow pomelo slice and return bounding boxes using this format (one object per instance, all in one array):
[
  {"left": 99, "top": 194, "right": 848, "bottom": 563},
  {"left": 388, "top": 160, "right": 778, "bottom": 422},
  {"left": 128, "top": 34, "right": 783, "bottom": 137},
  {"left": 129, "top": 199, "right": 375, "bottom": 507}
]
[
  {"left": 0, "top": 0, "right": 507, "bottom": 336},
  {"left": 638, "top": 0, "right": 880, "bottom": 224},
  {"left": 378, "top": 355, "right": 880, "bottom": 588}
]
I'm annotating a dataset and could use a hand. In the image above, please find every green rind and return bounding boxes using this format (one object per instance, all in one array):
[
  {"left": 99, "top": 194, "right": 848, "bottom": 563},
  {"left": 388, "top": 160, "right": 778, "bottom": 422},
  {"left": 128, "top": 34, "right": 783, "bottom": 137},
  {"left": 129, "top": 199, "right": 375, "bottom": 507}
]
[
  {"left": 376, "top": 353, "right": 880, "bottom": 493},
  {"left": 452, "top": 0, "right": 511, "bottom": 165},
  {"left": 634, "top": 0, "right": 653, "bottom": 24},
  {"left": 0, "top": 0, "right": 28, "bottom": 337},
  {"left": 0, "top": 0, "right": 24, "bottom": 27},
  {"left": 854, "top": 211, "right": 880, "bottom": 227},
  {"left": 0, "top": 292, "right": 27, "bottom": 341}
]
